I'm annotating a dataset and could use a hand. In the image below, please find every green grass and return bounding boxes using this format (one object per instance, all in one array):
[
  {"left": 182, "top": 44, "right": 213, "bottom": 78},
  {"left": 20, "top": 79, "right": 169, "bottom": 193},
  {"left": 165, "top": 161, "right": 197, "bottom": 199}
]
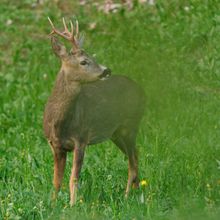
[{"left": 1, "top": 0, "right": 220, "bottom": 219}]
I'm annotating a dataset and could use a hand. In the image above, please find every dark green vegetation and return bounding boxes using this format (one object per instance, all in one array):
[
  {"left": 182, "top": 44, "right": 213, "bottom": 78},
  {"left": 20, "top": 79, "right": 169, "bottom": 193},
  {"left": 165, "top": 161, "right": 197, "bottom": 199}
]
[{"left": 1, "top": 0, "right": 220, "bottom": 219}]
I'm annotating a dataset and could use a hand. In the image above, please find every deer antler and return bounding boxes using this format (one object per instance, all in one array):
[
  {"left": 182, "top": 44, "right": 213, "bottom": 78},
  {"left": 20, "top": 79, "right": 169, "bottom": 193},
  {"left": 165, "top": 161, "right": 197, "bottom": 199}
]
[{"left": 48, "top": 17, "right": 79, "bottom": 50}]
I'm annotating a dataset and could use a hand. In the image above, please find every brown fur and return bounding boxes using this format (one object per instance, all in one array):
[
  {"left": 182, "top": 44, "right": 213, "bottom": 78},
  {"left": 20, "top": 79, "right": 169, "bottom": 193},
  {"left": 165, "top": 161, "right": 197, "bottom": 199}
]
[{"left": 43, "top": 37, "right": 145, "bottom": 205}]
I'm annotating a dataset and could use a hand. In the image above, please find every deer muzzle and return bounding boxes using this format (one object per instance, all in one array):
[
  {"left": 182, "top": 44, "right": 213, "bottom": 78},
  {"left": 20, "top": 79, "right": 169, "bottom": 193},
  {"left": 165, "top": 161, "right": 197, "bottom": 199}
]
[{"left": 99, "top": 66, "right": 111, "bottom": 80}]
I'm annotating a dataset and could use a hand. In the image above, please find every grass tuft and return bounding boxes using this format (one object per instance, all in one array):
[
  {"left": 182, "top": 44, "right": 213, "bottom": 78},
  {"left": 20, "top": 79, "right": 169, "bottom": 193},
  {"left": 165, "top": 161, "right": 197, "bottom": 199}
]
[{"left": 1, "top": 1, "right": 220, "bottom": 219}]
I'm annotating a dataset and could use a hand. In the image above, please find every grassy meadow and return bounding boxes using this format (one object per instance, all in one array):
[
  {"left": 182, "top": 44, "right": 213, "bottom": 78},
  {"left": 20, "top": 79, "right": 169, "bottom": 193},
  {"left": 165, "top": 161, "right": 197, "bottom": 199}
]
[{"left": 1, "top": 0, "right": 220, "bottom": 219}]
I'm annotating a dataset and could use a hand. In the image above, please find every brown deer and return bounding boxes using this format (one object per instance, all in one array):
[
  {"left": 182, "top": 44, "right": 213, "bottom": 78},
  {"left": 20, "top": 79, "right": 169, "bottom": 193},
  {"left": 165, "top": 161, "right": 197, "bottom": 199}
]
[{"left": 43, "top": 18, "right": 146, "bottom": 206}]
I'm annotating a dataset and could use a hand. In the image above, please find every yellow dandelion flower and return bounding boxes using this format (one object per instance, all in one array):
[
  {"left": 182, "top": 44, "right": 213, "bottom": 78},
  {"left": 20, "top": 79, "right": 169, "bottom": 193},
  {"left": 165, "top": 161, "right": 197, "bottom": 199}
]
[
  {"left": 140, "top": 179, "right": 148, "bottom": 187},
  {"left": 79, "top": 199, "right": 83, "bottom": 203}
]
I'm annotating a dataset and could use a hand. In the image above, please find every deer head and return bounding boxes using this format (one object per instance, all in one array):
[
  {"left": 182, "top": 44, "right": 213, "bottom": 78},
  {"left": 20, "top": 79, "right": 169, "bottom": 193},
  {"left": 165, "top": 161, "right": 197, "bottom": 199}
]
[{"left": 48, "top": 17, "right": 111, "bottom": 83}]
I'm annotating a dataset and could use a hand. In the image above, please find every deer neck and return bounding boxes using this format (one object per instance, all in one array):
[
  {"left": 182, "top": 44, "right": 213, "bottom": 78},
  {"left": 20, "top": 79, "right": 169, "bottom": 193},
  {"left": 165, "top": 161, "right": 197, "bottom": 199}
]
[
  {"left": 49, "top": 69, "right": 81, "bottom": 111},
  {"left": 57, "top": 68, "right": 80, "bottom": 92},
  {"left": 44, "top": 69, "right": 81, "bottom": 142}
]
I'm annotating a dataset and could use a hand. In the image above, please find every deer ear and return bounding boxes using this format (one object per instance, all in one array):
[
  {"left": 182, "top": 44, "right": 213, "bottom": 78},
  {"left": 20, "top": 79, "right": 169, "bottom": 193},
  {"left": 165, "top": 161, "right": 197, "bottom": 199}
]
[
  {"left": 51, "top": 36, "right": 67, "bottom": 58},
  {"left": 78, "top": 32, "right": 85, "bottom": 48}
]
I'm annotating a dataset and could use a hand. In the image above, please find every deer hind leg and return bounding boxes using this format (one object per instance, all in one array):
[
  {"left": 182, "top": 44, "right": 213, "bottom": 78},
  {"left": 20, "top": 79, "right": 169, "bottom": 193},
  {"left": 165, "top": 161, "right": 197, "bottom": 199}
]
[
  {"left": 111, "top": 129, "right": 139, "bottom": 198},
  {"left": 52, "top": 148, "right": 67, "bottom": 200},
  {"left": 69, "top": 144, "right": 85, "bottom": 206},
  {"left": 126, "top": 147, "right": 139, "bottom": 197}
]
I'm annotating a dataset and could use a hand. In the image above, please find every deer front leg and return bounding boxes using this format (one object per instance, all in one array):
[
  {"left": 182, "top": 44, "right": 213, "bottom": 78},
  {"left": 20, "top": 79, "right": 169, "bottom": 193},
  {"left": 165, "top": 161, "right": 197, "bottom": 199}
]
[
  {"left": 53, "top": 150, "right": 67, "bottom": 200},
  {"left": 69, "top": 145, "right": 85, "bottom": 206}
]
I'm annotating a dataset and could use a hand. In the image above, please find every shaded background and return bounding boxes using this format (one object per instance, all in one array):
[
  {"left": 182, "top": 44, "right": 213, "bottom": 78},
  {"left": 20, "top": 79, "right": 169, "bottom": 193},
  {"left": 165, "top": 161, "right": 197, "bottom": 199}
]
[{"left": 1, "top": 0, "right": 220, "bottom": 219}]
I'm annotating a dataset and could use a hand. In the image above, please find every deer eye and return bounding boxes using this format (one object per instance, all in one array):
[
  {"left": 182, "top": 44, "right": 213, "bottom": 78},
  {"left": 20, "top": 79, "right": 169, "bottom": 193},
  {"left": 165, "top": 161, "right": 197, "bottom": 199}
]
[{"left": 80, "top": 60, "right": 88, "bottom": 65}]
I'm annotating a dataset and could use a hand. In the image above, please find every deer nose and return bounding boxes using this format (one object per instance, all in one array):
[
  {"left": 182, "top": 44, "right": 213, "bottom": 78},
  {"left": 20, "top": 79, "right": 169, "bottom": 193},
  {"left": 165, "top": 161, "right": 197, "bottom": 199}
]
[{"left": 102, "top": 68, "right": 111, "bottom": 77}]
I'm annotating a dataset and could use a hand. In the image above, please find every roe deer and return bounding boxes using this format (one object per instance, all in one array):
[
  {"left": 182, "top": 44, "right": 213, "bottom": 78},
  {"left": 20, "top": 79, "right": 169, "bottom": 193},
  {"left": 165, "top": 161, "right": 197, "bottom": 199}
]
[{"left": 43, "top": 18, "right": 146, "bottom": 206}]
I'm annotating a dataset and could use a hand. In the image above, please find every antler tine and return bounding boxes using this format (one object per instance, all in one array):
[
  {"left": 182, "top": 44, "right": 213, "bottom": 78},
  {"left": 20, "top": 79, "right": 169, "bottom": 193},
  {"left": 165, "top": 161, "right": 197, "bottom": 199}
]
[
  {"left": 48, "top": 17, "right": 55, "bottom": 28},
  {"left": 62, "top": 17, "right": 68, "bottom": 33},
  {"left": 48, "top": 17, "right": 56, "bottom": 35},
  {"left": 75, "top": 20, "right": 79, "bottom": 39},
  {"left": 70, "top": 20, "right": 74, "bottom": 36}
]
